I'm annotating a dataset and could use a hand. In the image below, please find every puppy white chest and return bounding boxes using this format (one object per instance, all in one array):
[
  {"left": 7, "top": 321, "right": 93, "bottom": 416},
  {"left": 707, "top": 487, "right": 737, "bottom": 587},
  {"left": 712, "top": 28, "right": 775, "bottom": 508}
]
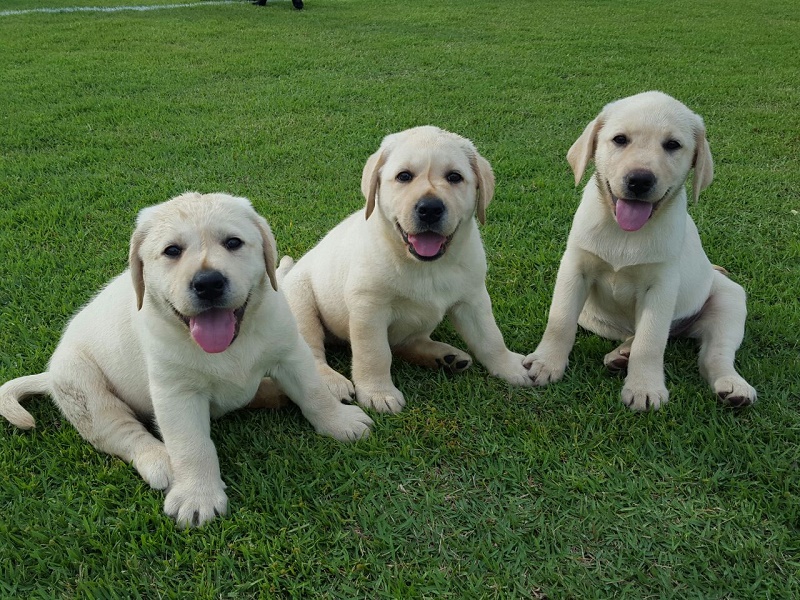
[
  {"left": 207, "top": 377, "right": 260, "bottom": 418},
  {"left": 580, "top": 251, "right": 663, "bottom": 322},
  {"left": 590, "top": 264, "right": 642, "bottom": 313},
  {"left": 385, "top": 292, "right": 452, "bottom": 344}
]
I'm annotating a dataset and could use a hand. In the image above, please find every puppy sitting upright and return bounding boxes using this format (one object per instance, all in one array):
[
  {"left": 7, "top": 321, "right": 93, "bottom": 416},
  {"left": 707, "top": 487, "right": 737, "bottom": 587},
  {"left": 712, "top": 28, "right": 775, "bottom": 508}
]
[
  {"left": 279, "top": 126, "right": 534, "bottom": 413},
  {"left": 524, "top": 91, "right": 756, "bottom": 410}
]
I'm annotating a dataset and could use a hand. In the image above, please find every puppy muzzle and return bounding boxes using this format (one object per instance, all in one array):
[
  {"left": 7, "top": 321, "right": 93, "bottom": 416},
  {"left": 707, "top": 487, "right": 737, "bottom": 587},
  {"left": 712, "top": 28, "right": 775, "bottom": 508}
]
[
  {"left": 169, "top": 272, "right": 250, "bottom": 353},
  {"left": 605, "top": 178, "right": 671, "bottom": 232}
]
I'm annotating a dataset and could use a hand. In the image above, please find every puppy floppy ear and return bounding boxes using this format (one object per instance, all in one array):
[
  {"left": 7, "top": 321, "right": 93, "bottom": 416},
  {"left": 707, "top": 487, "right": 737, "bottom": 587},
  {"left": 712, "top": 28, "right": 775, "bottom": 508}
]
[
  {"left": 253, "top": 215, "right": 278, "bottom": 291},
  {"left": 129, "top": 206, "right": 157, "bottom": 311},
  {"left": 361, "top": 147, "right": 387, "bottom": 220},
  {"left": 567, "top": 116, "right": 604, "bottom": 185},
  {"left": 470, "top": 154, "right": 495, "bottom": 225},
  {"left": 692, "top": 121, "right": 714, "bottom": 203}
]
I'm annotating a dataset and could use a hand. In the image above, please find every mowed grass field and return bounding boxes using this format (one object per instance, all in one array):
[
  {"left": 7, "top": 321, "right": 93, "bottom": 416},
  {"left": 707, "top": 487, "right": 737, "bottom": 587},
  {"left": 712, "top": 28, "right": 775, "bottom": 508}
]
[{"left": 1, "top": 0, "right": 798, "bottom": 597}]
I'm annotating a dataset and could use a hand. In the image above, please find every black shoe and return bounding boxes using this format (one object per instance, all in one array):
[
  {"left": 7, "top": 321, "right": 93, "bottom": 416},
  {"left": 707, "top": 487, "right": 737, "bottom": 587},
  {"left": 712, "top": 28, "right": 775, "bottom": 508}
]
[
  {"left": 252, "top": 0, "right": 266, "bottom": 5},
  {"left": 292, "top": 0, "right": 303, "bottom": 8}
]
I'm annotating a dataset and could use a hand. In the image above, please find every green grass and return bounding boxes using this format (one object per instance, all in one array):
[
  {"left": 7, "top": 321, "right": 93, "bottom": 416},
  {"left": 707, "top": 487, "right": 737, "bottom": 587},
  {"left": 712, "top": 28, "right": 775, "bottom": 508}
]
[{"left": 1, "top": 0, "right": 799, "bottom": 597}]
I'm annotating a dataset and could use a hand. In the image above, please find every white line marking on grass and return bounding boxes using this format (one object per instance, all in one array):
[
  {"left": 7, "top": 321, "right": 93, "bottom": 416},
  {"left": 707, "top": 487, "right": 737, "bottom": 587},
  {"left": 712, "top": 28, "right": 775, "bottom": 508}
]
[{"left": 0, "top": 1, "right": 237, "bottom": 17}]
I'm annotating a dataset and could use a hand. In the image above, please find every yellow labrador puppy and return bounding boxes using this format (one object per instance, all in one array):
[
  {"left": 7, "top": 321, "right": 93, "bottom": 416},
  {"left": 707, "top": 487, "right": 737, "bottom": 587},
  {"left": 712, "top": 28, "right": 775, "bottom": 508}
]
[
  {"left": 0, "top": 192, "right": 372, "bottom": 527},
  {"left": 525, "top": 91, "right": 756, "bottom": 410},
  {"left": 278, "top": 126, "right": 533, "bottom": 413}
]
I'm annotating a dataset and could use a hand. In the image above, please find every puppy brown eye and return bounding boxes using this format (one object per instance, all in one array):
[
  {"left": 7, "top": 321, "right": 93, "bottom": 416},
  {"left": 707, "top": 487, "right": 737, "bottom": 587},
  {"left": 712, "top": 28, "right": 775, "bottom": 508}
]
[
  {"left": 224, "top": 237, "right": 243, "bottom": 250},
  {"left": 612, "top": 135, "right": 629, "bottom": 146},
  {"left": 164, "top": 245, "right": 182, "bottom": 258},
  {"left": 396, "top": 171, "right": 413, "bottom": 183},
  {"left": 663, "top": 139, "right": 682, "bottom": 151},
  {"left": 446, "top": 172, "right": 463, "bottom": 184}
]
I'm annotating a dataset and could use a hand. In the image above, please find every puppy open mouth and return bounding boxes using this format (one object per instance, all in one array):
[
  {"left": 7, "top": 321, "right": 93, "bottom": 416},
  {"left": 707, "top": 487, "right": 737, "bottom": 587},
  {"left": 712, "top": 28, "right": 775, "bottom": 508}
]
[
  {"left": 606, "top": 181, "right": 670, "bottom": 232},
  {"left": 171, "top": 302, "right": 247, "bottom": 354},
  {"left": 396, "top": 223, "right": 453, "bottom": 261}
]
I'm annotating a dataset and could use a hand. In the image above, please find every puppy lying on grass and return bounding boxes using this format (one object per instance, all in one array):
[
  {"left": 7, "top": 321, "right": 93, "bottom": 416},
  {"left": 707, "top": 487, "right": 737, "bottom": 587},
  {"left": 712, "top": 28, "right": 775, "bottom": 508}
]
[{"left": 0, "top": 192, "right": 372, "bottom": 527}]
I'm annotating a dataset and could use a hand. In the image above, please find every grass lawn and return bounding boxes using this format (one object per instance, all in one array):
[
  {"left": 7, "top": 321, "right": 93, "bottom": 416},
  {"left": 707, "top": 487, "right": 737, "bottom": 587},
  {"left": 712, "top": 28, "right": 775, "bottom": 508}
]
[{"left": 1, "top": 0, "right": 799, "bottom": 597}]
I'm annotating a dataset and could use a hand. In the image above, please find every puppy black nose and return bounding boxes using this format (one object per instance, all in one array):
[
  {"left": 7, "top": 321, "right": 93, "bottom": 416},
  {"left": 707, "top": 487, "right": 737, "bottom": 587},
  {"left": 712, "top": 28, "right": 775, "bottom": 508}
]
[
  {"left": 415, "top": 197, "right": 445, "bottom": 225},
  {"left": 624, "top": 170, "right": 657, "bottom": 197},
  {"left": 191, "top": 270, "right": 227, "bottom": 301}
]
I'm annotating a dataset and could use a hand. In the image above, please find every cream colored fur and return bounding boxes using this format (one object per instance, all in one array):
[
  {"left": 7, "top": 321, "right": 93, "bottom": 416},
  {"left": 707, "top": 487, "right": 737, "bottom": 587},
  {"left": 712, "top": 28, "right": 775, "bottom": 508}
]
[
  {"left": 0, "top": 192, "right": 372, "bottom": 527},
  {"left": 524, "top": 91, "right": 756, "bottom": 410},
  {"left": 278, "top": 126, "right": 533, "bottom": 414}
]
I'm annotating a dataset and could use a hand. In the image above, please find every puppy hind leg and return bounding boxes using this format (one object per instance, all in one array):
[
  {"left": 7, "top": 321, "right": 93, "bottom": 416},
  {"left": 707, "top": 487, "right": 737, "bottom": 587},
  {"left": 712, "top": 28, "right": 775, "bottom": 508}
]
[
  {"left": 603, "top": 336, "right": 634, "bottom": 375},
  {"left": 49, "top": 363, "right": 172, "bottom": 489},
  {"left": 691, "top": 273, "right": 756, "bottom": 407},
  {"left": 245, "top": 377, "right": 290, "bottom": 409},
  {"left": 392, "top": 337, "right": 473, "bottom": 374}
]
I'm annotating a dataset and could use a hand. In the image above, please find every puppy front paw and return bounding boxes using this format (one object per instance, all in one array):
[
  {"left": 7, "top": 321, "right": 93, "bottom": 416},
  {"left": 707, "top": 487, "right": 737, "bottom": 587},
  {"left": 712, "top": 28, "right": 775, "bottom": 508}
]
[
  {"left": 714, "top": 376, "right": 756, "bottom": 407},
  {"left": 319, "top": 364, "right": 356, "bottom": 402},
  {"left": 621, "top": 381, "right": 669, "bottom": 411},
  {"left": 164, "top": 480, "right": 228, "bottom": 528},
  {"left": 355, "top": 383, "right": 406, "bottom": 414},
  {"left": 523, "top": 352, "right": 567, "bottom": 386},
  {"left": 315, "top": 403, "right": 373, "bottom": 441},
  {"left": 489, "top": 352, "right": 535, "bottom": 387}
]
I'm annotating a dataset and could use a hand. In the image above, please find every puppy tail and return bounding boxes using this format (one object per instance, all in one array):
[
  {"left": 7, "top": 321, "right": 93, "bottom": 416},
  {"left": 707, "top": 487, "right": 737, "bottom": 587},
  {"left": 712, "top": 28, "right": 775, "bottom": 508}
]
[
  {"left": 712, "top": 264, "right": 730, "bottom": 277},
  {"left": 276, "top": 255, "right": 295, "bottom": 285},
  {"left": 0, "top": 372, "right": 51, "bottom": 430}
]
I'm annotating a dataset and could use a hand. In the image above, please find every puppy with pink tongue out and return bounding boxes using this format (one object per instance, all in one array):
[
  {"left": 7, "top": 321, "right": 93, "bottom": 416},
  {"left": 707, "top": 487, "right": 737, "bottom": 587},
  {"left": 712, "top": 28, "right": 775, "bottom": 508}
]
[
  {"left": 524, "top": 91, "right": 756, "bottom": 411},
  {"left": 0, "top": 192, "right": 373, "bottom": 528},
  {"left": 278, "top": 126, "right": 535, "bottom": 414},
  {"left": 187, "top": 295, "right": 241, "bottom": 353}
]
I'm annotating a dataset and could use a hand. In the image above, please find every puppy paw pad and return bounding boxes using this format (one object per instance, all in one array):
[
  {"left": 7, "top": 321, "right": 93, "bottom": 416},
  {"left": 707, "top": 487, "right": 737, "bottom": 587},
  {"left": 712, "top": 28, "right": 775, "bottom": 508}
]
[
  {"left": 605, "top": 357, "right": 629, "bottom": 374},
  {"left": 715, "top": 377, "right": 756, "bottom": 407}
]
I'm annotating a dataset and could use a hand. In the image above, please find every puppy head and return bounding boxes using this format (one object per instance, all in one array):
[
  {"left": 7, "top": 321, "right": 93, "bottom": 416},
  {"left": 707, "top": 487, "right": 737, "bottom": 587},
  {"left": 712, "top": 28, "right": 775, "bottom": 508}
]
[
  {"left": 567, "top": 91, "right": 714, "bottom": 232},
  {"left": 360, "top": 125, "right": 495, "bottom": 261},
  {"left": 129, "top": 192, "right": 278, "bottom": 353}
]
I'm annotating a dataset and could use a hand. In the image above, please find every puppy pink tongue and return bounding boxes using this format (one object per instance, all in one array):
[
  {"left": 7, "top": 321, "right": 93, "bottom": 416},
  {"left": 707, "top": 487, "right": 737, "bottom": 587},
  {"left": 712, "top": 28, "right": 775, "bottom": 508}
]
[
  {"left": 189, "top": 308, "right": 236, "bottom": 353},
  {"left": 407, "top": 232, "right": 446, "bottom": 257},
  {"left": 615, "top": 198, "right": 653, "bottom": 232}
]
